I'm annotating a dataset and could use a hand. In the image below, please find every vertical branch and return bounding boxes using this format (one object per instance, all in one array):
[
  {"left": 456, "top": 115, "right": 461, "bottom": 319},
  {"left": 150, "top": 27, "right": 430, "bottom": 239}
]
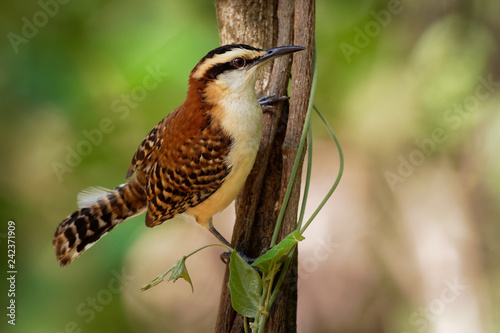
[
  {"left": 280, "top": 1, "right": 315, "bottom": 225},
  {"left": 214, "top": 2, "right": 281, "bottom": 332},
  {"left": 263, "top": 1, "right": 315, "bottom": 332},
  {"left": 214, "top": 0, "right": 314, "bottom": 332}
]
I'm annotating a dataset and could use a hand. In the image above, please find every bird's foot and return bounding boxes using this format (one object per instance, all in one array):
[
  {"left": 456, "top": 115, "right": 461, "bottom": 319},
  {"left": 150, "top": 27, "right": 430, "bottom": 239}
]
[
  {"left": 258, "top": 94, "right": 289, "bottom": 112},
  {"left": 260, "top": 246, "right": 272, "bottom": 256},
  {"left": 220, "top": 250, "right": 256, "bottom": 265}
]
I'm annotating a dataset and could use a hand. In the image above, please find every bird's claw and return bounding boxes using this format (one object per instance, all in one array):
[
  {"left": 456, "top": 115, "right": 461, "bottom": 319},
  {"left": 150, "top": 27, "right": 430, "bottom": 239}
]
[
  {"left": 220, "top": 250, "right": 256, "bottom": 265},
  {"left": 260, "top": 246, "right": 272, "bottom": 256},
  {"left": 258, "top": 94, "right": 289, "bottom": 110},
  {"left": 258, "top": 94, "right": 289, "bottom": 112}
]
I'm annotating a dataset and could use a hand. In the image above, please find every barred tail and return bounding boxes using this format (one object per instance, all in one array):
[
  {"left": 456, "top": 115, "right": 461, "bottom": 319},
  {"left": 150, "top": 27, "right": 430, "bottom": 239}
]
[{"left": 53, "top": 177, "right": 146, "bottom": 267}]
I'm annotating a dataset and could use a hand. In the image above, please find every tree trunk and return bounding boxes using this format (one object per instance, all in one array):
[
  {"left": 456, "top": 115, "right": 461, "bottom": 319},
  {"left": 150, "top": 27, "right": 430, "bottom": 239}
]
[{"left": 214, "top": 0, "right": 315, "bottom": 332}]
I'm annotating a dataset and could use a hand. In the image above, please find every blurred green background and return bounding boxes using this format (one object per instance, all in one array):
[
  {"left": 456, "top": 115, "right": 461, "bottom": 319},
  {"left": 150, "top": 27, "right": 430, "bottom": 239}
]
[{"left": 1, "top": 0, "right": 500, "bottom": 332}]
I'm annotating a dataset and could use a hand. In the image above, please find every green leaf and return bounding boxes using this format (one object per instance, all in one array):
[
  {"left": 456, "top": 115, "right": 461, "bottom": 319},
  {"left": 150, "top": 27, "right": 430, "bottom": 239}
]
[
  {"left": 228, "top": 251, "right": 262, "bottom": 318},
  {"left": 139, "top": 256, "right": 194, "bottom": 292},
  {"left": 252, "top": 230, "right": 305, "bottom": 275},
  {"left": 168, "top": 256, "right": 194, "bottom": 292}
]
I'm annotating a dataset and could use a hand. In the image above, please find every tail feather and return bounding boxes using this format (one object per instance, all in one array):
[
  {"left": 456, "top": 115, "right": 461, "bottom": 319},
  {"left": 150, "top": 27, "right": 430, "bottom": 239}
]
[{"left": 53, "top": 177, "right": 146, "bottom": 267}]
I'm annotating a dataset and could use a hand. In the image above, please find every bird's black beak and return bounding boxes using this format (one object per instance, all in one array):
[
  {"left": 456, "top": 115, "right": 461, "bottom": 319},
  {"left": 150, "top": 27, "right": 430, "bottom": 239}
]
[{"left": 252, "top": 45, "right": 305, "bottom": 67}]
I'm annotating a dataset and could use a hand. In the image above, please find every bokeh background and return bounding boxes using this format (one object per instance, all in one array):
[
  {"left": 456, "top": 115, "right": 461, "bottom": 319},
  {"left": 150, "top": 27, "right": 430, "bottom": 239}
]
[{"left": 1, "top": 0, "right": 500, "bottom": 332}]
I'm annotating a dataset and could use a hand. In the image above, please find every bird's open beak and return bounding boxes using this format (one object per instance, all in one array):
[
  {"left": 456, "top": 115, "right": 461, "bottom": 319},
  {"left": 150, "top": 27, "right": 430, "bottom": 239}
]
[{"left": 252, "top": 45, "right": 305, "bottom": 67}]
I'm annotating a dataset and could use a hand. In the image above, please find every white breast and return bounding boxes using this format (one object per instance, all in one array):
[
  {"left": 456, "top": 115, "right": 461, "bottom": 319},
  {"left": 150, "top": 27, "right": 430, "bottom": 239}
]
[{"left": 185, "top": 81, "right": 263, "bottom": 225}]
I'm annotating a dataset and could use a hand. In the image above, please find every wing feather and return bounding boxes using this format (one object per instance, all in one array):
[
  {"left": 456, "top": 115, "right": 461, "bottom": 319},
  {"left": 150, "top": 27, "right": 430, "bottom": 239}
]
[{"left": 126, "top": 105, "right": 233, "bottom": 227}]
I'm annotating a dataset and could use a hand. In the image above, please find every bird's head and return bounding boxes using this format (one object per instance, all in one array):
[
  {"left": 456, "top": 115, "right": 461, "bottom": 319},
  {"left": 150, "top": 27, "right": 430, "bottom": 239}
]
[{"left": 189, "top": 44, "right": 304, "bottom": 104}]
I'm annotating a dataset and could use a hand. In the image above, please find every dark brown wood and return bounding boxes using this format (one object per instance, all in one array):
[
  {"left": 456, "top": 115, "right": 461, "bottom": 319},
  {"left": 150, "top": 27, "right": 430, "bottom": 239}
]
[
  {"left": 264, "top": 2, "right": 315, "bottom": 330},
  {"left": 214, "top": 0, "right": 315, "bottom": 332}
]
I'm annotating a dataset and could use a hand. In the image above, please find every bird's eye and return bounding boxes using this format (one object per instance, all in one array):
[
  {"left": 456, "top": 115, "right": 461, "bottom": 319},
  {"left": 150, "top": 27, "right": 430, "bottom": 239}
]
[{"left": 232, "top": 58, "right": 246, "bottom": 68}]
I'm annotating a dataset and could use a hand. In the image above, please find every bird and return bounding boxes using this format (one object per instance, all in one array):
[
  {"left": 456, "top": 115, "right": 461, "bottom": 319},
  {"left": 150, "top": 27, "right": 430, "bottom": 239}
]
[{"left": 53, "top": 44, "right": 305, "bottom": 267}]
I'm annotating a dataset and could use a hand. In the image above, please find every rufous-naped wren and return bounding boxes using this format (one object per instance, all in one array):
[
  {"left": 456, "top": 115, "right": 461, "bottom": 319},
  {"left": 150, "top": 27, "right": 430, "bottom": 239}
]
[{"left": 53, "top": 44, "right": 304, "bottom": 267}]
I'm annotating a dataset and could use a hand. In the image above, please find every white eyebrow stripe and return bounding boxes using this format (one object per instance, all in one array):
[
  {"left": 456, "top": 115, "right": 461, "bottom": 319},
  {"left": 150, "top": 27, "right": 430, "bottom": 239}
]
[{"left": 191, "top": 48, "right": 265, "bottom": 79}]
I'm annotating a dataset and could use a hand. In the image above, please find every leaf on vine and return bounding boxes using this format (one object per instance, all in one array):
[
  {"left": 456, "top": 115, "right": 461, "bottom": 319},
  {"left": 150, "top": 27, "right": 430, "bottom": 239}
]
[
  {"left": 140, "top": 256, "right": 194, "bottom": 292},
  {"left": 228, "top": 251, "right": 262, "bottom": 318},
  {"left": 252, "top": 230, "right": 305, "bottom": 275},
  {"left": 168, "top": 256, "right": 194, "bottom": 292}
]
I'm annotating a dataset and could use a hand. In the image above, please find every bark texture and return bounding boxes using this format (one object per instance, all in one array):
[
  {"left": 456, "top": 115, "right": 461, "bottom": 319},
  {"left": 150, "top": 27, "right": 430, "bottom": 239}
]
[{"left": 215, "top": 1, "right": 315, "bottom": 332}]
